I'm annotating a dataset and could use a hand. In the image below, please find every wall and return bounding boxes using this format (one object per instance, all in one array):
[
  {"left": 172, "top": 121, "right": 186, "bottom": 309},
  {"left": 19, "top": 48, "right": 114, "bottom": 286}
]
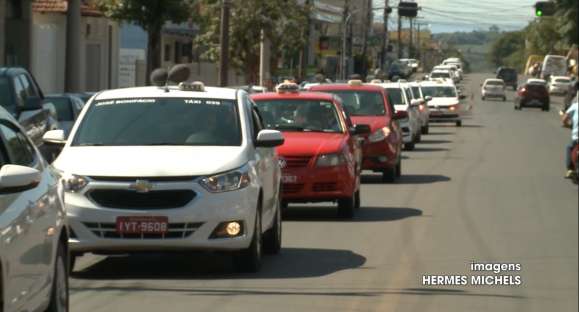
[{"left": 31, "top": 13, "right": 67, "bottom": 94}]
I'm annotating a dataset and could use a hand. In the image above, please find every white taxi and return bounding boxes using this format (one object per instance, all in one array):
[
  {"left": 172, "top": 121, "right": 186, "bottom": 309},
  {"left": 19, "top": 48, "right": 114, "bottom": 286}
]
[
  {"left": 43, "top": 81, "right": 285, "bottom": 273},
  {"left": 420, "top": 80, "right": 466, "bottom": 127},
  {"left": 377, "top": 82, "right": 421, "bottom": 150}
]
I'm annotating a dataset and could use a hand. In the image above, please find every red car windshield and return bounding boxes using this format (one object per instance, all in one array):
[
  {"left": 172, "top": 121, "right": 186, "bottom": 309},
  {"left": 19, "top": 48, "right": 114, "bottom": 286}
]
[
  {"left": 317, "top": 90, "right": 386, "bottom": 117},
  {"left": 254, "top": 99, "right": 343, "bottom": 133}
]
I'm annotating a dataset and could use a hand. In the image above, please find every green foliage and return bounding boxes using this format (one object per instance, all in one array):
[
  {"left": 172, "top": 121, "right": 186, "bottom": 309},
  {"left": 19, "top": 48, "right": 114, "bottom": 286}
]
[
  {"left": 488, "top": 31, "right": 525, "bottom": 69},
  {"left": 555, "top": 0, "right": 578, "bottom": 45},
  {"left": 196, "top": 0, "right": 309, "bottom": 82}
]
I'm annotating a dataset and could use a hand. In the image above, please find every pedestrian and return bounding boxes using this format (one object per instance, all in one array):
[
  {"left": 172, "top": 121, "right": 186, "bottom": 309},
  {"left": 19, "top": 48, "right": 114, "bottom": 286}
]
[{"left": 562, "top": 84, "right": 578, "bottom": 178}]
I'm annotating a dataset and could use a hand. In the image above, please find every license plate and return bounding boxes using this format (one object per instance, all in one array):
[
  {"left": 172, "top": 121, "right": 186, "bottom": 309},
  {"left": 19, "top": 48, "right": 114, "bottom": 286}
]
[
  {"left": 529, "top": 100, "right": 541, "bottom": 106},
  {"left": 282, "top": 175, "right": 298, "bottom": 183},
  {"left": 116, "top": 216, "right": 168, "bottom": 234}
]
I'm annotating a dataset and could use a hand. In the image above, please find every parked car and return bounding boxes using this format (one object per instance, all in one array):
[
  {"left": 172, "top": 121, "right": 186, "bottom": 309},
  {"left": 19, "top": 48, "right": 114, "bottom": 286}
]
[
  {"left": 251, "top": 83, "right": 368, "bottom": 218},
  {"left": 481, "top": 78, "right": 507, "bottom": 101},
  {"left": 407, "top": 81, "right": 431, "bottom": 134},
  {"left": 496, "top": 67, "right": 518, "bottom": 90},
  {"left": 515, "top": 79, "right": 550, "bottom": 111},
  {"left": 44, "top": 82, "right": 285, "bottom": 273},
  {"left": 379, "top": 82, "right": 421, "bottom": 150},
  {"left": 420, "top": 80, "right": 466, "bottom": 127},
  {"left": 0, "top": 67, "right": 59, "bottom": 157},
  {"left": 0, "top": 106, "right": 69, "bottom": 312},
  {"left": 308, "top": 80, "right": 404, "bottom": 182},
  {"left": 547, "top": 76, "right": 571, "bottom": 95}
]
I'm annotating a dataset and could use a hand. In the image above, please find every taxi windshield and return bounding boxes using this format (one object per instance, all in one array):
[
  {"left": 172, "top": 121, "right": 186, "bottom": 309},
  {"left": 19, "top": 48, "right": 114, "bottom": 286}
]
[
  {"left": 386, "top": 88, "right": 406, "bottom": 105},
  {"left": 73, "top": 98, "right": 241, "bottom": 146},
  {"left": 320, "top": 90, "right": 385, "bottom": 116},
  {"left": 421, "top": 86, "right": 457, "bottom": 98},
  {"left": 254, "top": 99, "right": 343, "bottom": 133}
]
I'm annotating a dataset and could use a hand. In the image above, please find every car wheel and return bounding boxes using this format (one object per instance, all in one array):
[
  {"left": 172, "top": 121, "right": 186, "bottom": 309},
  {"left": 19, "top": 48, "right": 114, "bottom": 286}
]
[
  {"left": 46, "top": 241, "right": 69, "bottom": 312},
  {"left": 421, "top": 125, "right": 429, "bottom": 135},
  {"left": 502, "top": 96, "right": 506, "bottom": 101},
  {"left": 338, "top": 195, "right": 356, "bottom": 218},
  {"left": 542, "top": 105, "right": 550, "bottom": 112},
  {"left": 382, "top": 166, "right": 396, "bottom": 183},
  {"left": 456, "top": 120, "right": 462, "bottom": 127},
  {"left": 482, "top": 96, "right": 485, "bottom": 100},
  {"left": 415, "top": 131, "right": 422, "bottom": 143},
  {"left": 404, "top": 142, "right": 415, "bottom": 150},
  {"left": 396, "top": 160, "right": 402, "bottom": 177},
  {"left": 263, "top": 201, "right": 281, "bottom": 255},
  {"left": 354, "top": 190, "right": 361, "bottom": 210},
  {"left": 233, "top": 210, "right": 262, "bottom": 273}
]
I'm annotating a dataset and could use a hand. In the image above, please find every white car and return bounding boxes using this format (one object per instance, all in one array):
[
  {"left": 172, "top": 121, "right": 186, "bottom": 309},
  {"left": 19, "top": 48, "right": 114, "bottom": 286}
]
[
  {"left": 379, "top": 82, "right": 421, "bottom": 150},
  {"left": 0, "top": 107, "right": 69, "bottom": 312},
  {"left": 481, "top": 78, "right": 507, "bottom": 101},
  {"left": 548, "top": 76, "right": 571, "bottom": 95},
  {"left": 429, "top": 70, "right": 455, "bottom": 82},
  {"left": 44, "top": 82, "right": 285, "bottom": 273},
  {"left": 420, "top": 80, "right": 465, "bottom": 127},
  {"left": 434, "top": 64, "right": 461, "bottom": 82},
  {"left": 407, "top": 81, "right": 431, "bottom": 134}
]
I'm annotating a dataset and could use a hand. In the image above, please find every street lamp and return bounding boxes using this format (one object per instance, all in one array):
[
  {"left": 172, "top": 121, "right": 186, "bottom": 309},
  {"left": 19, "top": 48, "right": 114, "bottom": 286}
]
[{"left": 342, "top": 9, "right": 361, "bottom": 80}]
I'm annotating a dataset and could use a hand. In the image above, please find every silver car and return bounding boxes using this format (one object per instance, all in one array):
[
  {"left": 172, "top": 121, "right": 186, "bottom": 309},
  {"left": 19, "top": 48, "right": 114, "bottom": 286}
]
[{"left": 0, "top": 107, "right": 69, "bottom": 312}]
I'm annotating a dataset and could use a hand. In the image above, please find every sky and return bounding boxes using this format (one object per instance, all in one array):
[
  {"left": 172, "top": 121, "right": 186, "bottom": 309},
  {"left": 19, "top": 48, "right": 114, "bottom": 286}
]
[{"left": 373, "top": 0, "right": 539, "bottom": 33}]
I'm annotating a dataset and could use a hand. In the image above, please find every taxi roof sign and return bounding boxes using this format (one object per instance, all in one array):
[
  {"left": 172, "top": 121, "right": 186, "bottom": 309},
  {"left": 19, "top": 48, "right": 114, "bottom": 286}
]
[
  {"left": 179, "top": 81, "right": 205, "bottom": 92},
  {"left": 348, "top": 79, "right": 363, "bottom": 86},
  {"left": 276, "top": 81, "right": 300, "bottom": 93}
]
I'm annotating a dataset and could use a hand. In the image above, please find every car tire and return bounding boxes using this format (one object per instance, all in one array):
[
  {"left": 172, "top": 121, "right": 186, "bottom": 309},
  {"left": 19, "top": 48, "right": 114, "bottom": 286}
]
[
  {"left": 482, "top": 96, "right": 485, "bottom": 100},
  {"left": 233, "top": 210, "right": 262, "bottom": 273},
  {"left": 263, "top": 201, "right": 281, "bottom": 255},
  {"left": 456, "top": 120, "right": 462, "bottom": 127},
  {"left": 502, "top": 96, "right": 506, "bottom": 101},
  {"left": 354, "top": 190, "right": 361, "bottom": 210},
  {"left": 46, "top": 241, "right": 69, "bottom": 312},
  {"left": 415, "top": 131, "right": 422, "bottom": 143},
  {"left": 404, "top": 142, "right": 415, "bottom": 150},
  {"left": 338, "top": 194, "right": 356, "bottom": 218},
  {"left": 382, "top": 167, "right": 396, "bottom": 183},
  {"left": 396, "top": 160, "right": 402, "bottom": 177}
]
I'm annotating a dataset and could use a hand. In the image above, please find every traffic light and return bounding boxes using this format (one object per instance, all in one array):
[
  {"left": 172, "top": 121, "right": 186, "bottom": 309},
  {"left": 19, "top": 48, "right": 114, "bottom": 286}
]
[
  {"left": 398, "top": 1, "right": 418, "bottom": 18},
  {"left": 534, "top": 1, "right": 555, "bottom": 17}
]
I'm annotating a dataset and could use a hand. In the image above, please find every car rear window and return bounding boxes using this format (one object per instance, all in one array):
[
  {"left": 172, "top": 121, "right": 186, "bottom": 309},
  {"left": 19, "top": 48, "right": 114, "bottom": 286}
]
[
  {"left": 486, "top": 81, "right": 504, "bottom": 86},
  {"left": 421, "top": 86, "right": 457, "bottom": 98},
  {"left": 526, "top": 84, "right": 547, "bottom": 92},
  {"left": 73, "top": 98, "right": 241, "bottom": 146}
]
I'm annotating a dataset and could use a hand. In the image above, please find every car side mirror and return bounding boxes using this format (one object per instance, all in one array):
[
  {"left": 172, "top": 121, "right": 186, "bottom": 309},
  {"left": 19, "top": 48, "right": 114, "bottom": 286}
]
[
  {"left": 424, "top": 96, "right": 433, "bottom": 102},
  {"left": 459, "top": 94, "right": 467, "bottom": 100},
  {"left": 393, "top": 110, "right": 408, "bottom": 120},
  {"left": 43, "top": 129, "right": 66, "bottom": 145},
  {"left": 21, "top": 96, "right": 43, "bottom": 111},
  {"left": 255, "top": 129, "right": 284, "bottom": 147},
  {"left": 0, "top": 165, "right": 41, "bottom": 193},
  {"left": 351, "top": 124, "right": 371, "bottom": 135}
]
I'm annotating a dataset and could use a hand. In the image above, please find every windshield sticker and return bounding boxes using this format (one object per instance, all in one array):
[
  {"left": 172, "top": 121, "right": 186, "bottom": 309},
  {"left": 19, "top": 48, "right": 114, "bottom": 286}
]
[{"left": 96, "top": 99, "right": 157, "bottom": 106}]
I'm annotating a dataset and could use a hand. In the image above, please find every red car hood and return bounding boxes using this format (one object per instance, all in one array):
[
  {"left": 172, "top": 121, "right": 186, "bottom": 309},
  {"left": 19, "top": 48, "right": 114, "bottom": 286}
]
[
  {"left": 351, "top": 116, "right": 389, "bottom": 132},
  {"left": 277, "top": 132, "right": 346, "bottom": 156}
]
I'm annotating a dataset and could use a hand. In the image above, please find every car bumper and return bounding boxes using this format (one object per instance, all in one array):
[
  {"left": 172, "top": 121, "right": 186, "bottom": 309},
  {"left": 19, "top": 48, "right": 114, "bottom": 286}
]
[
  {"left": 66, "top": 183, "right": 259, "bottom": 253},
  {"left": 549, "top": 86, "right": 567, "bottom": 94},
  {"left": 429, "top": 112, "right": 461, "bottom": 122},
  {"left": 281, "top": 165, "right": 356, "bottom": 202},
  {"left": 361, "top": 140, "right": 398, "bottom": 171},
  {"left": 482, "top": 91, "right": 505, "bottom": 97}
]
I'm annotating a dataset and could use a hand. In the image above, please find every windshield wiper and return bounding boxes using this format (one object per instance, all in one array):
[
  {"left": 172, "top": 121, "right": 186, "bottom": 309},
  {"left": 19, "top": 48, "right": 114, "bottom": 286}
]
[{"left": 274, "top": 124, "right": 304, "bottom": 131}]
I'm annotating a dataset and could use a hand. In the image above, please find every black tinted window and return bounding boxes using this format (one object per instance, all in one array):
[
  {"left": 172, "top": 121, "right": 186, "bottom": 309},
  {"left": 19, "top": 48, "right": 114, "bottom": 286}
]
[
  {"left": 0, "top": 123, "right": 35, "bottom": 166},
  {"left": 254, "top": 99, "right": 343, "bottom": 133},
  {"left": 46, "top": 97, "right": 74, "bottom": 121},
  {"left": 0, "top": 77, "right": 14, "bottom": 111},
  {"left": 73, "top": 98, "right": 241, "bottom": 146},
  {"left": 386, "top": 88, "right": 405, "bottom": 105}
]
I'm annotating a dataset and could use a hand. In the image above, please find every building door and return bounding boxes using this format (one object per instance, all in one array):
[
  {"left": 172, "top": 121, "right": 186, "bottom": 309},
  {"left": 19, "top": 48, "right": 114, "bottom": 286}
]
[{"left": 85, "top": 43, "right": 101, "bottom": 91}]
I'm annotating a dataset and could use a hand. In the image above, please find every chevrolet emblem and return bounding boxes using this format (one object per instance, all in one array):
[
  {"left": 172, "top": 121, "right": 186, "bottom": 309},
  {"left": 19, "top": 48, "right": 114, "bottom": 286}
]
[{"left": 129, "top": 180, "right": 153, "bottom": 193}]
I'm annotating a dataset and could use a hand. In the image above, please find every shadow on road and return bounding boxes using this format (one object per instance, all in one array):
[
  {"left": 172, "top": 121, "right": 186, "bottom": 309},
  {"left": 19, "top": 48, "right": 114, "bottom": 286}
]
[
  {"left": 72, "top": 247, "right": 366, "bottom": 280},
  {"left": 283, "top": 206, "right": 422, "bottom": 222},
  {"left": 427, "top": 131, "right": 455, "bottom": 135},
  {"left": 406, "top": 147, "right": 449, "bottom": 152},
  {"left": 362, "top": 174, "right": 450, "bottom": 185},
  {"left": 417, "top": 139, "right": 452, "bottom": 144},
  {"left": 430, "top": 124, "right": 484, "bottom": 128}
]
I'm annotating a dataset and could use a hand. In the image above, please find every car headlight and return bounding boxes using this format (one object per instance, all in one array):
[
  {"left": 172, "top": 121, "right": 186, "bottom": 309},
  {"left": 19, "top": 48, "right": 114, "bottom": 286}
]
[
  {"left": 368, "top": 127, "right": 391, "bottom": 143},
  {"left": 63, "top": 174, "right": 89, "bottom": 193},
  {"left": 199, "top": 165, "right": 251, "bottom": 193},
  {"left": 316, "top": 153, "right": 347, "bottom": 167},
  {"left": 448, "top": 104, "right": 460, "bottom": 111}
]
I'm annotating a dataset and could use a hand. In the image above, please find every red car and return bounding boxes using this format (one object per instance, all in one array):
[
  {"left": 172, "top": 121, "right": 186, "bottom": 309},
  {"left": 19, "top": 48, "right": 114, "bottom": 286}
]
[
  {"left": 251, "top": 83, "right": 370, "bottom": 218},
  {"left": 308, "top": 81, "right": 404, "bottom": 182}
]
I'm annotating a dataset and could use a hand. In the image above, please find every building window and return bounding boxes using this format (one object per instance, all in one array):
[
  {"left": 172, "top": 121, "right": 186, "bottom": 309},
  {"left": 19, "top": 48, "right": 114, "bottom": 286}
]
[
  {"left": 174, "top": 41, "right": 181, "bottom": 63},
  {"left": 164, "top": 44, "right": 171, "bottom": 62}
]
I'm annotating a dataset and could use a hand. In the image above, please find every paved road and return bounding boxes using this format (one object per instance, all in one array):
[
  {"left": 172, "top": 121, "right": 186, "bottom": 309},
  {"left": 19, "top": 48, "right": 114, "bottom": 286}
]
[{"left": 70, "top": 73, "right": 578, "bottom": 312}]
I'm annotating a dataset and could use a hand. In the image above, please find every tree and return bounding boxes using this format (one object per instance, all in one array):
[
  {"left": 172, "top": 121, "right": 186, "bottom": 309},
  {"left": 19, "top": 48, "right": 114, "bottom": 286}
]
[
  {"left": 196, "top": 0, "right": 309, "bottom": 84},
  {"left": 554, "top": 0, "right": 578, "bottom": 45},
  {"left": 488, "top": 31, "right": 525, "bottom": 69},
  {"left": 97, "top": 0, "right": 197, "bottom": 82}
]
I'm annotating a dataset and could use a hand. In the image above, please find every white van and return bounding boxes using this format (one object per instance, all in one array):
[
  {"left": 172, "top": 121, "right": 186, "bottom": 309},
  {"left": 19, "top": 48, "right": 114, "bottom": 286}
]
[{"left": 541, "top": 55, "right": 567, "bottom": 80}]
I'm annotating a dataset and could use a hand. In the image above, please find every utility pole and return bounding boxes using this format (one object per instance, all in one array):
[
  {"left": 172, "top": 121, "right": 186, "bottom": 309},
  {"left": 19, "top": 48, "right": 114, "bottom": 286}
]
[
  {"left": 65, "top": 0, "right": 82, "bottom": 92},
  {"left": 259, "top": 30, "right": 270, "bottom": 87},
  {"left": 416, "top": 22, "right": 421, "bottom": 60},
  {"left": 380, "top": 0, "right": 390, "bottom": 70},
  {"left": 409, "top": 17, "right": 413, "bottom": 58},
  {"left": 299, "top": 0, "right": 311, "bottom": 81},
  {"left": 397, "top": 12, "right": 402, "bottom": 59},
  {"left": 360, "top": 0, "right": 372, "bottom": 77},
  {"left": 218, "top": 0, "right": 230, "bottom": 87}
]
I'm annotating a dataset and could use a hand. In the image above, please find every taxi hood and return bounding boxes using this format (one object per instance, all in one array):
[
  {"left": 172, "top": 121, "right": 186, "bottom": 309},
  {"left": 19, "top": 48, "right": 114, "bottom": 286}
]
[
  {"left": 53, "top": 146, "right": 248, "bottom": 177},
  {"left": 277, "top": 132, "right": 346, "bottom": 156},
  {"left": 350, "top": 115, "right": 389, "bottom": 132}
]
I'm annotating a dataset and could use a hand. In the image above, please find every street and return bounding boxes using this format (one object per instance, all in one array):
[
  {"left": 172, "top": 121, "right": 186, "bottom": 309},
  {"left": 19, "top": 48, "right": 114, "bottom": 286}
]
[{"left": 69, "top": 73, "right": 578, "bottom": 311}]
